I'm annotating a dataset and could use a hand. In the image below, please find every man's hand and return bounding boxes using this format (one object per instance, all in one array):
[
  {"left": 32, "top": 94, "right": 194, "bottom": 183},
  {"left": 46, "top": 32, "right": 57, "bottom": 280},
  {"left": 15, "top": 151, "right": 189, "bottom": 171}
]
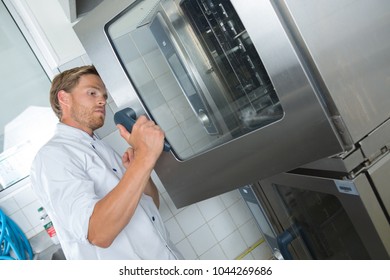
[
  {"left": 117, "top": 115, "right": 165, "bottom": 165},
  {"left": 122, "top": 148, "right": 134, "bottom": 169}
]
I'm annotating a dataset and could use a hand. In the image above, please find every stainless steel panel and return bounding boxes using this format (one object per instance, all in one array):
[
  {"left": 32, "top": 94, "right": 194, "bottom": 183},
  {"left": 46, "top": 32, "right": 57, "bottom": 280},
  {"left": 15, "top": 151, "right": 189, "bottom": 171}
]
[
  {"left": 368, "top": 152, "right": 390, "bottom": 216},
  {"left": 353, "top": 173, "right": 390, "bottom": 258},
  {"left": 74, "top": 0, "right": 345, "bottom": 207},
  {"left": 58, "top": 0, "right": 104, "bottom": 22},
  {"left": 280, "top": 0, "right": 390, "bottom": 143},
  {"left": 300, "top": 148, "right": 365, "bottom": 174}
]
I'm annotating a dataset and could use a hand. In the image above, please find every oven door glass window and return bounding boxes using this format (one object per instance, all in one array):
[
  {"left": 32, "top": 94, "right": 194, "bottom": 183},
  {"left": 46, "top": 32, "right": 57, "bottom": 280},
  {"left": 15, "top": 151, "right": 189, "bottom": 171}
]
[
  {"left": 274, "top": 184, "right": 370, "bottom": 260},
  {"left": 106, "top": 0, "right": 283, "bottom": 160}
]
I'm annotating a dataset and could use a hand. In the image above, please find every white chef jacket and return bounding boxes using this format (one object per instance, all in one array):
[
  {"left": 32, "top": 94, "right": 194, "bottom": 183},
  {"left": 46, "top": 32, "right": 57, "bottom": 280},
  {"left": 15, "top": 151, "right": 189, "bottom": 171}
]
[{"left": 30, "top": 123, "right": 182, "bottom": 260}]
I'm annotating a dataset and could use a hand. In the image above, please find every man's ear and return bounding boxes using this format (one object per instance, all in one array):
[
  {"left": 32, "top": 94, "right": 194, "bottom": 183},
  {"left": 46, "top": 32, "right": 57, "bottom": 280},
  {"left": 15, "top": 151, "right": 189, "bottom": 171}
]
[{"left": 58, "top": 90, "right": 70, "bottom": 107}]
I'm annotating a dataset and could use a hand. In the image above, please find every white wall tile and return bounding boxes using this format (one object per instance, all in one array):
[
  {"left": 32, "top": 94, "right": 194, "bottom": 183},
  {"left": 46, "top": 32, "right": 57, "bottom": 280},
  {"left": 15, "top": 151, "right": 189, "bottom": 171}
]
[
  {"left": 228, "top": 199, "right": 253, "bottom": 228},
  {"left": 197, "top": 196, "right": 225, "bottom": 221},
  {"left": 199, "top": 244, "right": 227, "bottom": 260},
  {"left": 208, "top": 210, "right": 236, "bottom": 242},
  {"left": 164, "top": 217, "right": 185, "bottom": 244},
  {"left": 175, "top": 238, "right": 197, "bottom": 260},
  {"left": 187, "top": 224, "right": 217, "bottom": 256},
  {"left": 220, "top": 189, "right": 242, "bottom": 208},
  {"left": 251, "top": 242, "right": 273, "bottom": 260},
  {"left": 219, "top": 230, "right": 247, "bottom": 260},
  {"left": 175, "top": 204, "right": 205, "bottom": 235},
  {"left": 239, "top": 218, "right": 263, "bottom": 247},
  {"left": 25, "top": 228, "right": 39, "bottom": 239},
  {"left": 9, "top": 209, "right": 33, "bottom": 234},
  {"left": 13, "top": 184, "right": 38, "bottom": 208},
  {"left": 0, "top": 197, "right": 19, "bottom": 215},
  {"left": 21, "top": 199, "right": 42, "bottom": 229}
]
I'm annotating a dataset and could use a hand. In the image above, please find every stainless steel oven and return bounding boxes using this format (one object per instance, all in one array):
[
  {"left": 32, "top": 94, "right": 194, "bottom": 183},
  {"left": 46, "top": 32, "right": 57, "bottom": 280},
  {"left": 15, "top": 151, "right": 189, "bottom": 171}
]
[{"left": 73, "top": 0, "right": 390, "bottom": 208}]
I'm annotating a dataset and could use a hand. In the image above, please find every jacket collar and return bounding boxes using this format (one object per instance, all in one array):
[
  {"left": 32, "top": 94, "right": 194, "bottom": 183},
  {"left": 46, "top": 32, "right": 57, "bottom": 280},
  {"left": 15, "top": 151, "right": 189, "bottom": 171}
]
[{"left": 55, "top": 123, "right": 98, "bottom": 141}]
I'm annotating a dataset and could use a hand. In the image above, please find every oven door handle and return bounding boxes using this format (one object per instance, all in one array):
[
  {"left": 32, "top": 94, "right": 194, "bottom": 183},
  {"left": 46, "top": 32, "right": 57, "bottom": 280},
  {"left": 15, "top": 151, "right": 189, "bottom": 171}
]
[
  {"left": 114, "top": 107, "right": 171, "bottom": 152},
  {"left": 276, "top": 223, "right": 316, "bottom": 260}
]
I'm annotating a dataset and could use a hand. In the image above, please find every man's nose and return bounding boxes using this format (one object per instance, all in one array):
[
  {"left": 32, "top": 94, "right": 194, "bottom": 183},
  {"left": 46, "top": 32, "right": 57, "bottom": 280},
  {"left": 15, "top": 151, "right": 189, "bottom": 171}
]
[{"left": 98, "top": 96, "right": 106, "bottom": 105}]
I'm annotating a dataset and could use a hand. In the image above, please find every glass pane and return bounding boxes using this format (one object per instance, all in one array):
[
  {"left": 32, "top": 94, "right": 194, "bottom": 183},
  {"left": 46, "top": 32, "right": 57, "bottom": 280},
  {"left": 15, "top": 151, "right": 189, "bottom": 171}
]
[
  {"left": 106, "top": 0, "right": 283, "bottom": 160},
  {"left": 274, "top": 184, "right": 370, "bottom": 260},
  {"left": 0, "top": 2, "right": 55, "bottom": 192}
]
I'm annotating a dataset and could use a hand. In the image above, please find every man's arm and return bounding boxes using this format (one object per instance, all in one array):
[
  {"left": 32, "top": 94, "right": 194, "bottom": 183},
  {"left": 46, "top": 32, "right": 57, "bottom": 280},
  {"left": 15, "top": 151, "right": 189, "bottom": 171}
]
[
  {"left": 121, "top": 147, "right": 160, "bottom": 208},
  {"left": 87, "top": 116, "right": 164, "bottom": 248}
]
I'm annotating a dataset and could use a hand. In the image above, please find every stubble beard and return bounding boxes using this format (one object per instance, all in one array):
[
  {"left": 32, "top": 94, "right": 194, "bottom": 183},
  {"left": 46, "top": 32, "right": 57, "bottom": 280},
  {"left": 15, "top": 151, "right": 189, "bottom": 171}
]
[{"left": 71, "top": 103, "right": 105, "bottom": 132}]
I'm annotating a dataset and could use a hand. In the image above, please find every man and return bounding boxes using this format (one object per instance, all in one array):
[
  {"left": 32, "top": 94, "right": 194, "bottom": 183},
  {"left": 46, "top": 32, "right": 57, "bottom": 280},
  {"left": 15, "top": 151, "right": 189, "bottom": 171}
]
[{"left": 30, "top": 65, "right": 183, "bottom": 260}]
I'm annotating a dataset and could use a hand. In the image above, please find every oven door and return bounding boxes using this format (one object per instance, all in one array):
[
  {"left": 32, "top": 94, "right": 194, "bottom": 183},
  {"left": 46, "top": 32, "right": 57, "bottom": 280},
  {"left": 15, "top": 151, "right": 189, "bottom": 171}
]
[
  {"left": 74, "top": 0, "right": 346, "bottom": 207},
  {"left": 255, "top": 172, "right": 390, "bottom": 259}
]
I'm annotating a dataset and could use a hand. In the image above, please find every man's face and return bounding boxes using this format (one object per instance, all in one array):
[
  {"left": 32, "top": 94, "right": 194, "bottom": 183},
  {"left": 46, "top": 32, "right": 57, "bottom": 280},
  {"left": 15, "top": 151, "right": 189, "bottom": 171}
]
[{"left": 67, "top": 74, "right": 108, "bottom": 133}]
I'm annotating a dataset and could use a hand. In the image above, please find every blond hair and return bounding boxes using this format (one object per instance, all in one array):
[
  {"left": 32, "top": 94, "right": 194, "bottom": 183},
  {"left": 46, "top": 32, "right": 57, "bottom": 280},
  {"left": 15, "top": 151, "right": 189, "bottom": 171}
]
[{"left": 50, "top": 65, "right": 100, "bottom": 119}]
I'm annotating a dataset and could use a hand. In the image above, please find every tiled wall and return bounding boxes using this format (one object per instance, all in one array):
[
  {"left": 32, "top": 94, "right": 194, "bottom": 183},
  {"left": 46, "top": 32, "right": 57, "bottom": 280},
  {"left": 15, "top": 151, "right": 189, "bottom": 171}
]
[{"left": 158, "top": 183, "right": 273, "bottom": 260}]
